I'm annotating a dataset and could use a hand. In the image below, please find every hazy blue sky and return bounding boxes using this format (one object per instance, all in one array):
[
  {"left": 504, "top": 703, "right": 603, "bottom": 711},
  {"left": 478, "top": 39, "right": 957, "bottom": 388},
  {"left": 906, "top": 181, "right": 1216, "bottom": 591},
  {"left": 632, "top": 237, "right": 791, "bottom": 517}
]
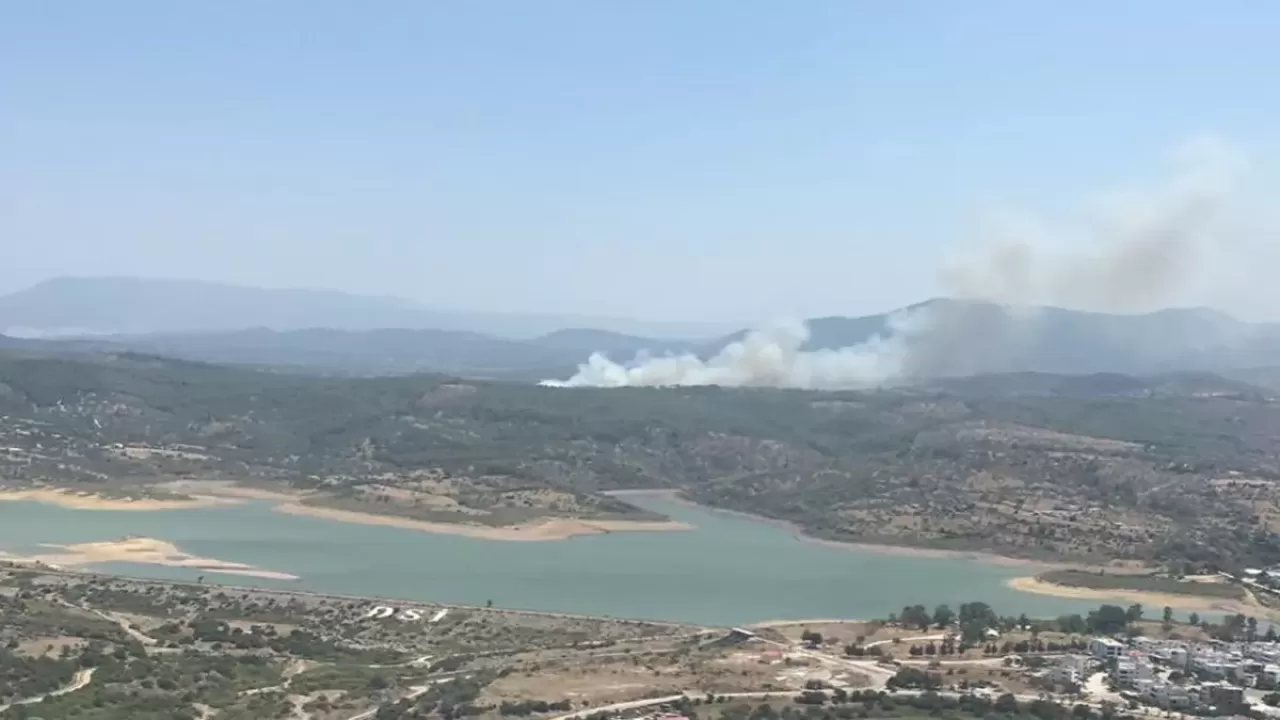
[{"left": 3, "top": 1, "right": 1278, "bottom": 323}]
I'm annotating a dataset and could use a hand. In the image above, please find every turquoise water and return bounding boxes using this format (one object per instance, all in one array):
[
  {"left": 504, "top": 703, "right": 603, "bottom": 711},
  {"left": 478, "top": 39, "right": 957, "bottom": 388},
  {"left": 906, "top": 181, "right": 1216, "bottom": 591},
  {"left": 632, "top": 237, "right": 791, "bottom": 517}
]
[{"left": 0, "top": 495, "right": 1158, "bottom": 626}]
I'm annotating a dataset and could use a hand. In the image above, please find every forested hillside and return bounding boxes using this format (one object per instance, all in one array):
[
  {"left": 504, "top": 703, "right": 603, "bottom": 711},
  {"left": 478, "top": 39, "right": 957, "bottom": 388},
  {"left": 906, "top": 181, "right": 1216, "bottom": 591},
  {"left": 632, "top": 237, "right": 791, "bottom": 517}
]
[{"left": 3, "top": 352, "right": 1280, "bottom": 569}]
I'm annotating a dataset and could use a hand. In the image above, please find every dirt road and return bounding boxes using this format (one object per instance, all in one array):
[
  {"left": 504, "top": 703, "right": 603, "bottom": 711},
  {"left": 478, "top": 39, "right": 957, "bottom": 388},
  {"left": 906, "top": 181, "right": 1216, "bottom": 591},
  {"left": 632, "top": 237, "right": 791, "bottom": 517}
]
[{"left": 0, "top": 667, "right": 97, "bottom": 713}]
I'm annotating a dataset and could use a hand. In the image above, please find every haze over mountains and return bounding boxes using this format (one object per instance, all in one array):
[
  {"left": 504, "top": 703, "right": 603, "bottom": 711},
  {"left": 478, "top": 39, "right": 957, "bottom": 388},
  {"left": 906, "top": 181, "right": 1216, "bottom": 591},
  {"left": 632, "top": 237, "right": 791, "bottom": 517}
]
[
  {"left": 2, "top": 276, "right": 1280, "bottom": 385},
  {"left": 0, "top": 276, "right": 731, "bottom": 340}
]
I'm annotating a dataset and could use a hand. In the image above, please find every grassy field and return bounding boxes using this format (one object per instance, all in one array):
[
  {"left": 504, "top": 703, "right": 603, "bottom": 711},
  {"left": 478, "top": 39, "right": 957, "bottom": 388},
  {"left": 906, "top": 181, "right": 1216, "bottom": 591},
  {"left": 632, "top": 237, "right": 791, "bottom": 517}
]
[{"left": 1038, "top": 570, "right": 1247, "bottom": 600}]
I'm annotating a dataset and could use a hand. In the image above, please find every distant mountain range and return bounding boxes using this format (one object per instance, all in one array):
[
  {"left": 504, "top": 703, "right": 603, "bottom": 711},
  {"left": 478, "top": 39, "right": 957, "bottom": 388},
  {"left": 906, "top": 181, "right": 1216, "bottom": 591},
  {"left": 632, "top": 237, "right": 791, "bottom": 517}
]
[
  {"left": 0, "top": 276, "right": 731, "bottom": 340},
  {"left": 4, "top": 276, "right": 1280, "bottom": 382}
]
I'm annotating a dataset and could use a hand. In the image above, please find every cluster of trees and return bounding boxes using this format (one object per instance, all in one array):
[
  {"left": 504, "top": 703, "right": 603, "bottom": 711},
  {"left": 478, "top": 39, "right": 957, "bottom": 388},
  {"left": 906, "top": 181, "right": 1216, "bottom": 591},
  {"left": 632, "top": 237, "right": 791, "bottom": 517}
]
[
  {"left": 7, "top": 648, "right": 284, "bottom": 719},
  {"left": 497, "top": 699, "right": 574, "bottom": 716},
  {"left": 881, "top": 601, "right": 1193, "bottom": 640},
  {"left": 999, "top": 638, "right": 1089, "bottom": 655},
  {"left": 712, "top": 687, "right": 1148, "bottom": 720},
  {"left": 903, "top": 636, "right": 1090, "bottom": 658},
  {"left": 906, "top": 638, "right": 969, "bottom": 657},
  {"left": 373, "top": 675, "right": 491, "bottom": 720},
  {"left": 885, "top": 667, "right": 944, "bottom": 690},
  {"left": 1204, "top": 612, "right": 1272, "bottom": 642},
  {"left": 0, "top": 648, "right": 79, "bottom": 704},
  {"left": 174, "top": 618, "right": 401, "bottom": 664},
  {"left": 890, "top": 602, "right": 1000, "bottom": 642}
]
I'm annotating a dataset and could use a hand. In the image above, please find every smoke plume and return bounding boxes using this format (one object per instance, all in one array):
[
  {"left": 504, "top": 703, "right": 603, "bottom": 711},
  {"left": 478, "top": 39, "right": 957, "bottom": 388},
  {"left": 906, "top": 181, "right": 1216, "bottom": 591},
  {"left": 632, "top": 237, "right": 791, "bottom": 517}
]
[
  {"left": 541, "top": 135, "right": 1252, "bottom": 389},
  {"left": 540, "top": 313, "right": 925, "bottom": 389}
]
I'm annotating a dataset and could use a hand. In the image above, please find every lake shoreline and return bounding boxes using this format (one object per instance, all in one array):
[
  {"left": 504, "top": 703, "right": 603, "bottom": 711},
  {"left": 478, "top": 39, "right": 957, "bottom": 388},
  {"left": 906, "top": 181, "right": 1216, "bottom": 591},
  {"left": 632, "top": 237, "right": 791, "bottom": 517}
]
[
  {"left": 1, "top": 483, "right": 1130, "bottom": 566},
  {"left": 610, "top": 489, "right": 1067, "bottom": 570},
  {"left": 0, "top": 484, "right": 1160, "bottom": 626},
  {"left": 1005, "top": 575, "right": 1272, "bottom": 618}
]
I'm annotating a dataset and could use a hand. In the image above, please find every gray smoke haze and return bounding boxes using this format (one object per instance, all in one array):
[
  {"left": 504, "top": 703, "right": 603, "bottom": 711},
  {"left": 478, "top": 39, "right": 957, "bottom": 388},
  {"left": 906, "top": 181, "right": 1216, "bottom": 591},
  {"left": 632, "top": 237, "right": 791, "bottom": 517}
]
[
  {"left": 541, "top": 135, "right": 1253, "bottom": 389},
  {"left": 540, "top": 313, "right": 924, "bottom": 389},
  {"left": 942, "top": 133, "right": 1245, "bottom": 311}
]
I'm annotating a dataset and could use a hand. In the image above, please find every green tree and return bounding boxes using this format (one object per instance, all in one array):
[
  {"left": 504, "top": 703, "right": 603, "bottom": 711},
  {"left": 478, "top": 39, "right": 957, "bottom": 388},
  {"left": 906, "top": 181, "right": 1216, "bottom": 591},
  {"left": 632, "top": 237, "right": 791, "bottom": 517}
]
[
  {"left": 960, "top": 621, "right": 988, "bottom": 645},
  {"left": 932, "top": 604, "right": 955, "bottom": 628},
  {"left": 1056, "top": 614, "right": 1087, "bottom": 634},
  {"left": 1125, "top": 604, "right": 1143, "bottom": 623},
  {"left": 1188, "top": 611, "right": 1201, "bottom": 626},
  {"left": 1161, "top": 606, "right": 1174, "bottom": 630},
  {"left": 900, "top": 605, "right": 931, "bottom": 630},
  {"left": 1087, "top": 605, "right": 1128, "bottom": 635}
]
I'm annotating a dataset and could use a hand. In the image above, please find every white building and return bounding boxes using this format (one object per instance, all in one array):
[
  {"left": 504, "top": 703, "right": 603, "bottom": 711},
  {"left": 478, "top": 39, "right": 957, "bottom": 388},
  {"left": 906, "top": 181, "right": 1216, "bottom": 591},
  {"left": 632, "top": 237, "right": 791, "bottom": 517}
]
[
  {"left": 1144, "top": 683, "right": 1194, "bottom": 709},
  {"left": 1246, "top": 644, "right": 1280, "bottom": 664},
  {"left": 1091, "top": 637, "right": 1125, "bottom": 660},
  {"left": 1200, "top": 682, "right": 1245, "bottom": 707},
  {"left": 1060, "top": 654, "right": 1092, "bottom": 672},
  {"left": 1115, "top": 654, "right": 1155, "bottom": 687},
  {"left": 1048, "top": 665, "right": 1081, "bottom": 685},
  {"left": 1048, "top": 655, "right": 1091, "bottom": 685},
  {"left": 1190, "top": 647, "right": 1242, "bottom": 678},
  {"left": 1142, "top": 643, "right": 1190, "bottom": 668}
]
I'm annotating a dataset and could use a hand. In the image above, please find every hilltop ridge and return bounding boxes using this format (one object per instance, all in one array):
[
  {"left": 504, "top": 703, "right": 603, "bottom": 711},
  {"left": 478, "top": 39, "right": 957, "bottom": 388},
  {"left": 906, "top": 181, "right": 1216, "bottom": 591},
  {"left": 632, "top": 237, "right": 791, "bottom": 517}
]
[{"left": 3, "top": 279, "right": 1280, "bottom": 381}]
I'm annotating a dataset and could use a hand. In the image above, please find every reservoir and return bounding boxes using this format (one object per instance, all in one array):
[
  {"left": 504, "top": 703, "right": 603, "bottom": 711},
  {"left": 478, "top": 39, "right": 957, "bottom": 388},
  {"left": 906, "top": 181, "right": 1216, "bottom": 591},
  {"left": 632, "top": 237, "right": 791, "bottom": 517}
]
[{"left": 0, "top": 494, "right": 1168, "bottom": 626}]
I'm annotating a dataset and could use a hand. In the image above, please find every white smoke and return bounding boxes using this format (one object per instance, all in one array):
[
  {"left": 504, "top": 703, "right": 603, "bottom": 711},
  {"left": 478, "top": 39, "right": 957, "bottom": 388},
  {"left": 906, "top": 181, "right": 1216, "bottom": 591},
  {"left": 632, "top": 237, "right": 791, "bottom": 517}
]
[
  {"left": 540, "top": 312, "right": 927, "bottom": 389},
  {"left": 542, "top": 134, "right": 1255, "bottom": 389}
]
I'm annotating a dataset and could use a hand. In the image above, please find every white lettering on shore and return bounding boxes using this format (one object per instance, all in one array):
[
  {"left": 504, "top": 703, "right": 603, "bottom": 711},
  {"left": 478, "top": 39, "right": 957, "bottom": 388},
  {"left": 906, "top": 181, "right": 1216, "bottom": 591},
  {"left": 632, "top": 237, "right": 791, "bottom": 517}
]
[{"left": 361, "top": 605, "right": 442, "bottom": 622}]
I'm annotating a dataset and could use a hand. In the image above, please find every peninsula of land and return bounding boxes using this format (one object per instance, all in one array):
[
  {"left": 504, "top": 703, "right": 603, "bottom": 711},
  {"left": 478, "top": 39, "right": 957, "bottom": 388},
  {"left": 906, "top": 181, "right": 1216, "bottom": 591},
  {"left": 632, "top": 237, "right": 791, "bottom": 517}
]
[
  {"left": 0, "top": 535, "right": 298, "bottom": 580},
  {"left": 0, "top": 487, "right": 235, "bottom": 511},
  {"left": 0, "top": 481, "right": 693, "bottom": 542}
]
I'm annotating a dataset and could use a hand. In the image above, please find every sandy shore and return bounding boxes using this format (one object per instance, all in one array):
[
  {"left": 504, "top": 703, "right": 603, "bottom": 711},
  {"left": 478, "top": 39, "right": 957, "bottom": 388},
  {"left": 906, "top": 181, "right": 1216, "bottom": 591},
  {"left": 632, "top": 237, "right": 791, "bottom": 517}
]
[
  {"left": 1006, "top": 575, "right": 1276, "bottom": 617},
  {"left": 0, "top": 536, "right": 298, "bottom": 581},
  {"left": 0, "top": 487, "right": 238, "bottom": 511},
  {"left": 157, "top": 479, "right": 298, "bottom": 502},
  {"left": 274, "top": 502, "right": 692, "bottom": 541}
]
